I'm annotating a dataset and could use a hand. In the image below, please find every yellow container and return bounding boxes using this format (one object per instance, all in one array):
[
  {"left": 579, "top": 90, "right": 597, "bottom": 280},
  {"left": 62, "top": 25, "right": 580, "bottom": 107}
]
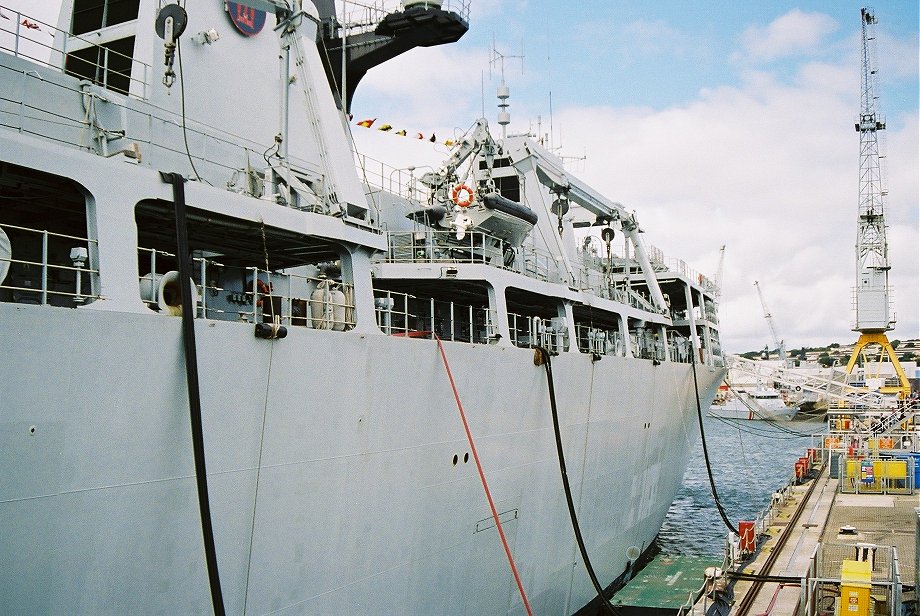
[
  {"left": 841, "top": 559, "right": 872, "bottom": 583},
  {"left": 846, "top": 459, "right": 860, "bottom": 479},
  {"left": 839, "top": 560, "right": 871, "bottom": 616},
  {"left": 884, "top": 459, "right": 907, "bottom": 480},
  {"left": 839, "top": 585, "right": 870, "bottom": 615}
]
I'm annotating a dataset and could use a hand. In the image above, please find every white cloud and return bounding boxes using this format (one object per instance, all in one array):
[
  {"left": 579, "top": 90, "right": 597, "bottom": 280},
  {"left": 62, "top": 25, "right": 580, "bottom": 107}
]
[
  {"left": 738, "top": 9, "right": 838, "bottom": 62},
  {"left": 352, "top": 45, "right": 491, "bottom": 132},
  {"left": 551, "top": 58, "right": 917, "bottom": 352}
]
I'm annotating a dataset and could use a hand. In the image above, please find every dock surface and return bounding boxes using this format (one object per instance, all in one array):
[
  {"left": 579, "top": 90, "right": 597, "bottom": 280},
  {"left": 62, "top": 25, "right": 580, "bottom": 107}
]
[{"left": 721, "top": 465, "right": 917, "bottom": 615}]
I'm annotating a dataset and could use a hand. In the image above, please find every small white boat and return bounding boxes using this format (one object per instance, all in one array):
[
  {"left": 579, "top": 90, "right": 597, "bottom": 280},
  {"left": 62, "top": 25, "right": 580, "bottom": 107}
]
[{"left": 709, "top": 387, "right": 799, "bottom": 420}]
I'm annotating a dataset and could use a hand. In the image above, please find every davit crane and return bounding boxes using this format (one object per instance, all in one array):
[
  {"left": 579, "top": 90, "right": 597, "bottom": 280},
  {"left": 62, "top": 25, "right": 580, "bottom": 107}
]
[{"left": 845, "top": 7, "right": 910, "bottom": 398}]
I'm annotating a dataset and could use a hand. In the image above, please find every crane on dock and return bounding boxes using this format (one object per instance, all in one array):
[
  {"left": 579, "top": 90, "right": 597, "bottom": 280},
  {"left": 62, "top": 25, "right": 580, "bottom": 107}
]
[
  {"left": 713, "top": 245, "right": 725, "bottom": 303},
  {"left": 754, "top": 280, "right": 788, "bottom": 366},
  {"left": 845, "top": 7, "right": 910, "bottom": 398}
]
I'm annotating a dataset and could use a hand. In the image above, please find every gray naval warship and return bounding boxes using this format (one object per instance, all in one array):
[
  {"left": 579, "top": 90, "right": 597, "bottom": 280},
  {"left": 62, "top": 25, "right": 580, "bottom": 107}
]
[{"left": 0, "top": 1, "right": 725, "bottom": 613}]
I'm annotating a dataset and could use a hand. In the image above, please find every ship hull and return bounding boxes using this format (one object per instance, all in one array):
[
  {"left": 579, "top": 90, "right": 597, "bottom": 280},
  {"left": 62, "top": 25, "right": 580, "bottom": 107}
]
[{"left": 1, "top": 303, "right": 723, "bottom": 615}]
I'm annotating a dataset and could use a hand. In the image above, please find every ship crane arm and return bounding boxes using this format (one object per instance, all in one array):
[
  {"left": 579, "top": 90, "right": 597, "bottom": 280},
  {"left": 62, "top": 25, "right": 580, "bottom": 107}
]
[
  {"left": 423, "top": 118, "right": 499, "bottom": 190},
  {"left": 509, "top": 138, "right": 669, "bottom": 313}
]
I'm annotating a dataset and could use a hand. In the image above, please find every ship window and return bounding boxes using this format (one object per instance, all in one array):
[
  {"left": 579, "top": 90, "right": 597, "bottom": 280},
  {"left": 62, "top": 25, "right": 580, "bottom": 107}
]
[
  {"left": 72, "top": 0, "right": 140, "bottom": 35},
  {"left": 506, "top": 287, "right": 568, "bottom": 352},
  {"left": 478, "top": 158, "right": 511, "bottom": 169},
  {"left": 135, "top": 201, "right": 355, "bottom": 328},
  {"left": 572, "top": 304, "right": 622, "bottom": 356},
  {"left": 494, "top": 175, "right": 520, "bottom": 203},
  {"left": 372, "top": 280, "right": 494, "bottom": 343},
  {"left": 0, "top": 162, "right": 97, "bottom": 307},
  {"left": 65, "top": 36, "right": 135, "bottom": 94}
]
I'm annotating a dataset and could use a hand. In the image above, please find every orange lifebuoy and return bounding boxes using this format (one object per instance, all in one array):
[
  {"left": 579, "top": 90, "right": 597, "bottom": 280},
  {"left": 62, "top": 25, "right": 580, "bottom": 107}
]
[{"left": 451, "top": 184, "right": 474, "bottom": 208}]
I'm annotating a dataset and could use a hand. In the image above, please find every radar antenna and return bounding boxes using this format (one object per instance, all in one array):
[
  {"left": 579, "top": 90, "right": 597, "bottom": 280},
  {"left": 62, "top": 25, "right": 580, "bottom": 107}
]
[
  {"left": 845, "top": 7, "right": 910, "bottom": 397},
  {"left": 489, "top": 40, "right": 523, "bottom": 139}
]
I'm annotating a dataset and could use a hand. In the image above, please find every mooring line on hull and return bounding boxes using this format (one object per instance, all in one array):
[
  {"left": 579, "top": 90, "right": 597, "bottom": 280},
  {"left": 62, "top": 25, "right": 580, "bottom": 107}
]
[
  {"left": 242, "top": 306, "right": 277, "bottom": 614},
  {"left": 689, "top": 352, "right": 738, "bottom": 537},
  {"left": 162, "top": 172, "right": 226, "bottom": 615},
  {"left": 434, "top": 336, "right": 534, "bottom": 616},
  {"left": 241, "top": 216, "right": 280, "bottom": 614},
  {"left": 534, "top": 347, "right": 620, "bottom": 616}
]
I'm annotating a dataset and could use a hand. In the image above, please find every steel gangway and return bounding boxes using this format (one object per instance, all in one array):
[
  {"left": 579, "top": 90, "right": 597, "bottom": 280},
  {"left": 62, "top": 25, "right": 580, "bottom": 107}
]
[{"left": 726, "top": 355, "right": 891, "bottom": 410}]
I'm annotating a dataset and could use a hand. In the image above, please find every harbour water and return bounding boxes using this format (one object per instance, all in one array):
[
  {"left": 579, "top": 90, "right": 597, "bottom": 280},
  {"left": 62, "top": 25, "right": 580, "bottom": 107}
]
[{"left": 655, "top": 416, "right": 827, "bottom": 557}]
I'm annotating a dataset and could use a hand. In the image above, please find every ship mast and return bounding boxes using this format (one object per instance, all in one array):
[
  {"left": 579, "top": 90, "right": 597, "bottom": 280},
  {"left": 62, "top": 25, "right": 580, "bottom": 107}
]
[{"left": 844, "top": 7, "right": 910, "bottom": 398}]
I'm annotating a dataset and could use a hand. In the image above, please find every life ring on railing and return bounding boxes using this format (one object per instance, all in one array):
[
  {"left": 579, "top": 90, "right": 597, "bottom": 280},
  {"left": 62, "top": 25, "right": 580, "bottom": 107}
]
[{"left": 451, "top": 184, "right": 474, "bottom": 208}]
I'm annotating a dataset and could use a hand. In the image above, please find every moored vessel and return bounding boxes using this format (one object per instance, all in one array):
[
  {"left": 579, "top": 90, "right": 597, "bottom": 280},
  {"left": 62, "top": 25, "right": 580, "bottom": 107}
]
[{"left": 0, "top": 2, "right": 725, "bottom": 613}]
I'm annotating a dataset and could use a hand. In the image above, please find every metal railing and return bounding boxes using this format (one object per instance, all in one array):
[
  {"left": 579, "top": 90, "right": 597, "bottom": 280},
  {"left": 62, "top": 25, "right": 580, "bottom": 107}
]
[
  {"left": 575, "top": 325, "right": 622, "bottom": 356},
  {"left": 801, "top": 543, "right": 900, "bottom": 616},
  {"left": 0, "top": 222, "right": 99, "bottom": 305},
  {"left": 356, "top": 153, "right": 437, "bottom": 203},
  {"left": 373, "top": 288, "right": 496, "bottom": 342},
  {"left": 727, "top": 355, "right": 892, "bottom": 409},
  {"left": 334, "top": 0, "right": 471, "bottom": 37},
  {"left": 138, "top": 248, "right": 356, "bottom": 329},
  {"left": 381, "top": 231, "right": 673, "bottom": 314},
  {"left": 837, "top": 454, "right": 914, "bottom": 495},
  {"left": 0, "top": 5, "right": 152, "bottom": 99},
  {"left": 508, "top": 313, "right": 567, "bottom": 353}
]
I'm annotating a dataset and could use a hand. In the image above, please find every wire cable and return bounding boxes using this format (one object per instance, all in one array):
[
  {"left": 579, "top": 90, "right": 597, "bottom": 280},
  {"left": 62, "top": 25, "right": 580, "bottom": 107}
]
[
  {"left": 175, "top": 39, "right": 211, "bottom": 185},
  {"left": 709, "top": 414, "right": 816, "bottom": 439}
]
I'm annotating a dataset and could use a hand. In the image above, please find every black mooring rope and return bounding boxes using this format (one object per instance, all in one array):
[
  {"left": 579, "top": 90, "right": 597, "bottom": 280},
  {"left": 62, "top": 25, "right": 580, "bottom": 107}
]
[
  {"left": 162, "top": 172, "right": 226, "bottom": 615},
  {"left": 535, "top": 347, "right": 620, "bottom": 616},
  {"left": 689, "top": 351, "right": 738, "bottom": 536}
]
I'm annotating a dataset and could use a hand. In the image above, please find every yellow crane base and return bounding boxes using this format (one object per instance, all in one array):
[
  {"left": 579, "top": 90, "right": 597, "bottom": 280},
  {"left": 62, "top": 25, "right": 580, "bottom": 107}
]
[{"left": 844, "top": 332, "right": 911, "bottom": 399}]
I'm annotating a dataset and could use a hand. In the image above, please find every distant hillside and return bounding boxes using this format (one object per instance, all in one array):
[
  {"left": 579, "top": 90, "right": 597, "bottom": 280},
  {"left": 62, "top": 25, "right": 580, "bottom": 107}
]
[{"left": 738, "top": 338, "right": 920, "bottom": 368}]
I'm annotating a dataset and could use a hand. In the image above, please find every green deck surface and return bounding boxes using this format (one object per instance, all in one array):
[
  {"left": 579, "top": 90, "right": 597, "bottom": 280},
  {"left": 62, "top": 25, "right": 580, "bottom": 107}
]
[{"left": 610, "top": 555, "right": 720, "bottom": 608}]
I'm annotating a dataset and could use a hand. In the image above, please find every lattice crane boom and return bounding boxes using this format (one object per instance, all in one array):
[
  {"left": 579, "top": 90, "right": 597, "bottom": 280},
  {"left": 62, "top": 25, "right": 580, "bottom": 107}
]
[
  {"left": 753, "top": 280, "right": 786, "bottom": 363},
  {"left": 713, "top": 245, "right": 725, "bottom": 302},
  {"left": 845, "top": 7, "right": 910, "bottom": 398},
  {"left": 853, "top": 7, "right": 891, "bottom": 333}
]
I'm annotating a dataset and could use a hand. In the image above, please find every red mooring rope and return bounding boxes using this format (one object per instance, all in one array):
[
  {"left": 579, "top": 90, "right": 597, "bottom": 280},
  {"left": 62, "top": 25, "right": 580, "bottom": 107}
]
[{"left": 435, "top": 336, "right": 534, "bottom": 616}]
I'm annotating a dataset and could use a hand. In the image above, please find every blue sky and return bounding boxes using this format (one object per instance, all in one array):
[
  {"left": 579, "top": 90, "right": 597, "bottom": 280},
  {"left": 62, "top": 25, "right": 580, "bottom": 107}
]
[{"left": 3, "top": 0, "right": 918, "bottom": 354}]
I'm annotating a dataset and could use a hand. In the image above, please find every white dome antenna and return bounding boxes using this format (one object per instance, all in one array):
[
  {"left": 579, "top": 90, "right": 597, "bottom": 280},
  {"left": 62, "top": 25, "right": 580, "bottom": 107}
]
[{"left": 489, "top": 40, "right": 523, "bottom": 139}]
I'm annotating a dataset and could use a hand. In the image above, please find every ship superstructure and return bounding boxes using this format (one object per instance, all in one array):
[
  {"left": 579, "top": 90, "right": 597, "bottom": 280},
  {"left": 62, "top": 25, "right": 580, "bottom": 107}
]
[{"left": 0, "top": 2, "right": 724, "bottom": 614}]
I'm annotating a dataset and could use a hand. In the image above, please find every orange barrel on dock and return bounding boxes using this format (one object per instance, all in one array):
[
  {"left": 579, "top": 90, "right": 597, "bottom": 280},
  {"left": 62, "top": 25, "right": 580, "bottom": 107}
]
[{"left": 738, "top": 520, "right": 756, "bottom": 554}]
